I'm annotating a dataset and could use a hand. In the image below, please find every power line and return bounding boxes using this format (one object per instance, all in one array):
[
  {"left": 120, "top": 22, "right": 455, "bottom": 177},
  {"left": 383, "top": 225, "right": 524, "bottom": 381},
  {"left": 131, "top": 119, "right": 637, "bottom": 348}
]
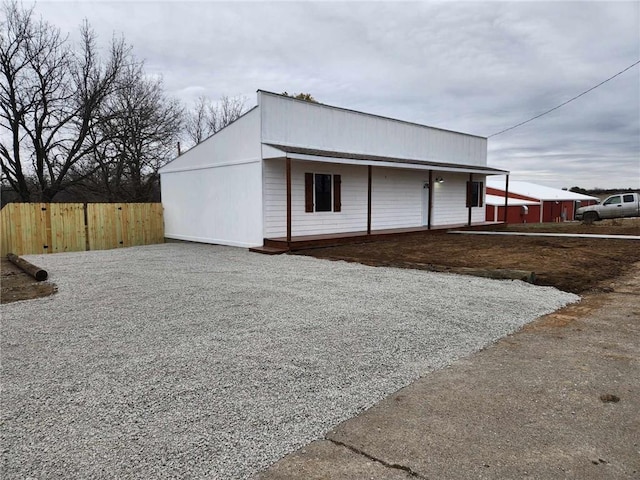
[{"left": 489, "top": 59, "right": 640, "bottom": 138}]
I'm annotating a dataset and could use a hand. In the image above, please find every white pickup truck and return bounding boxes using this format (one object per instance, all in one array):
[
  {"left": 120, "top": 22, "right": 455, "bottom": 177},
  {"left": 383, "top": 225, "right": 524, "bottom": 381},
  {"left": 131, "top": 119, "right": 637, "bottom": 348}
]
[{"left": 575, "top": 192, "right": 640, "bottom": 222}]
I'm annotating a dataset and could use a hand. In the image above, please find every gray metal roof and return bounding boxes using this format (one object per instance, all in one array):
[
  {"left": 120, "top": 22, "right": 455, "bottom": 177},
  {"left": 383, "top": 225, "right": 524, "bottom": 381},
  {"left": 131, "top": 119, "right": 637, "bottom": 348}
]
[{"left": 264, "top": 143, "right": 508, "bottom": 175}]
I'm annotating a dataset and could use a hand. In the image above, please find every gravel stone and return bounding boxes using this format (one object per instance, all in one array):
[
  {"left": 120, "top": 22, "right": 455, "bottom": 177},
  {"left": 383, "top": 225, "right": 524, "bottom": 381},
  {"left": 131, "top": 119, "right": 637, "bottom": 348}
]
[{"left": 0, "top": 243, "right": 579, "bottom": 479}]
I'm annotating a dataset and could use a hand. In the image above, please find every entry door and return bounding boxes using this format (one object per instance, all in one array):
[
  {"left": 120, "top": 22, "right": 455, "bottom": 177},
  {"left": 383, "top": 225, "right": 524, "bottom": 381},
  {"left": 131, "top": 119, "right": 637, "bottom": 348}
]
[{"left": 421, "top": 182, "right": 429, "bottom": 226}]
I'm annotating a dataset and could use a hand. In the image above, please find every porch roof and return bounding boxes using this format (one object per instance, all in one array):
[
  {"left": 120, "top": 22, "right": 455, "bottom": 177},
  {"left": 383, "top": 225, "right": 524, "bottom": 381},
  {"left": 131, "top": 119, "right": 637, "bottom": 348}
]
[{"left": 263, "top": 143, "right": 508, "bottom": 176}]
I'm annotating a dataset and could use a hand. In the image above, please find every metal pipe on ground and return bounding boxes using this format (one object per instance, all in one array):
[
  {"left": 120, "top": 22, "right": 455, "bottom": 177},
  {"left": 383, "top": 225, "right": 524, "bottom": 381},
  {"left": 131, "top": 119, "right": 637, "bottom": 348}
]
[{"left": 7, "top": 253, "right": 48, "bottom": 281}]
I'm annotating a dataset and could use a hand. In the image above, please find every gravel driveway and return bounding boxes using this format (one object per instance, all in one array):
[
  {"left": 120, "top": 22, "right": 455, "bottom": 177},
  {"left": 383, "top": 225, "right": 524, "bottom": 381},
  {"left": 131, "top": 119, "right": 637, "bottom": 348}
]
[{"left": 1, "top": 243, "right": 578, "bottom": 479}]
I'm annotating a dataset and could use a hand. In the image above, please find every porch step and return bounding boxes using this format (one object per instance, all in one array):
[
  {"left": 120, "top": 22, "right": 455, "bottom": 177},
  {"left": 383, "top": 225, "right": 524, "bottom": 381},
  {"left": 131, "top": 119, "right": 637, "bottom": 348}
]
[
  {"left": 249, "top": 245, "right": 289, "bottom": 255},
  {"left": 263, "top": 238, "right": 290, "bottom": 249}
]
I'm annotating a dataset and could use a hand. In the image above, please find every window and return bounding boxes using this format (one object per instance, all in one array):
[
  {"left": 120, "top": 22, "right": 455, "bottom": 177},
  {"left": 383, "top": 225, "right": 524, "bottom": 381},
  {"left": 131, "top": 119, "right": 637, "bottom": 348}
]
[
  {"left": 466, "top": 181, "right": 484, "bottom": 207},
  {"left": 603, "top": 195, "right": 621, "bottom": 206},
  {"left": 315, "top": 174, "right": 332, "bottom": 211},
  {"left": 623, "top": 194, "right": 635, "bottom": 203},
  {"left": 305, "top": 173, "right": 341, "bottom": 212}
]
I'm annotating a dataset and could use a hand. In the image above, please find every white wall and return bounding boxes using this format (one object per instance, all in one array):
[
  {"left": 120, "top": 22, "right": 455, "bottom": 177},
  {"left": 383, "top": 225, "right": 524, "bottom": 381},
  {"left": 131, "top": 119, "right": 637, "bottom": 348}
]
[
  {"left": 371, "top": 169, "right": 486, "bottom": 228},
  {"left": 263, "top": 160, "right": 486, "bottom": 237},
  {"left": 370, "top": 168, "right": 425, "bottom": 229},
  {"left": 263, "top": 159, "right": 368, "bottom": 237},
  {"left": 160, "top": 107, "right": 261, "bottom": 173},
  {"left": 259, "top": 91, "right": 487, "bottom": 167},
  {"left": 431, "top": 172, "right": 486, "bottom": 225},
  {"left": 160, "top": 107, "right": 263, "bottom": 247},
  {"left": 162, "top": 162, "right": 263, "bottom": 247}
]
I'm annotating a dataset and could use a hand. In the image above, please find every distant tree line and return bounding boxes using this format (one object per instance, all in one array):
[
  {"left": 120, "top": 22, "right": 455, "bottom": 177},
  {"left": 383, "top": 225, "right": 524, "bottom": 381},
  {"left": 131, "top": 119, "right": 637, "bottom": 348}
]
[
  {"left": 1, "top": 0, "right": 247, "bottom": 205},
  {"left": 568, "top": 186, "right": 640, "bottom": 196}
]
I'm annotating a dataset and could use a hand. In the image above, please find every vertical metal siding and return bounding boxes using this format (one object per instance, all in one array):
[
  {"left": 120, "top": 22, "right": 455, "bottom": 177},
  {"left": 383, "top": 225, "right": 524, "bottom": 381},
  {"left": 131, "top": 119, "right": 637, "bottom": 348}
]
[
  {"left": 160, "top": 107, "right": 264, "bottom": 247},
  {"left": 162, "top": 162, "right": 263, "bottom": 247}
]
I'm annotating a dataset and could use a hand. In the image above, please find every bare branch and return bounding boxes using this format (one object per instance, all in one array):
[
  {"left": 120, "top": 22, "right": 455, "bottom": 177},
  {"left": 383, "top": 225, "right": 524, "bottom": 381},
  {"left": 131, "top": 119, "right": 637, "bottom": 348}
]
[{"left": 184, "top": 94, "right": 247, "bottom": 148}]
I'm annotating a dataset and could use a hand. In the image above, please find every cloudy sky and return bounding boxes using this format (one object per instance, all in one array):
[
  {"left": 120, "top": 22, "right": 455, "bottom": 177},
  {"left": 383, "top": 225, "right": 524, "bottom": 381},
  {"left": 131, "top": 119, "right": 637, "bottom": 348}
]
[{"left": 31, "top": 0, "right": 639, "bottom": 189}]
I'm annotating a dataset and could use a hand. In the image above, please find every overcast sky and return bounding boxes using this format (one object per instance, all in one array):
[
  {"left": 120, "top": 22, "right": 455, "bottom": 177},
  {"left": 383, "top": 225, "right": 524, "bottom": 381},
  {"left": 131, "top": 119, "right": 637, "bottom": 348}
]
[{"left": 32, "top": 0, "right": 640, "bottom": 189}]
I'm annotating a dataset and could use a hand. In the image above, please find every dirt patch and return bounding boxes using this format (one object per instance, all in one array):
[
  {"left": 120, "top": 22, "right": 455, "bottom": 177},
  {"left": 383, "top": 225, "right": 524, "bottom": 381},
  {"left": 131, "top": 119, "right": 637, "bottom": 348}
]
[
  {"left": 1, "top": 257, "right": 56, "bottom": 304},
  {"left": 295, "top": 220, "right": 640, "bottom": 294},
  {"left": 522, "top": 292, "right": 608, "bottom": 331}
]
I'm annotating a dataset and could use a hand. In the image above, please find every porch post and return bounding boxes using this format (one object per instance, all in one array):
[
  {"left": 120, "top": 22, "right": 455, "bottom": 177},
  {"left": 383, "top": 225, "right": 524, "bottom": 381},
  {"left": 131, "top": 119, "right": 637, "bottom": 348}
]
[
  {"left": 286, "top": 157, "right": 292, "bottom": 244},
  {"left": 428, "top": 170, "right": 433, "bottom": 230},
  {"left": 467, "top": 173, "right": 473, "bottom": 226},
  {"left": 367, "top": 165, "right": 372, "bottom": 235},
  {"left": 504, "top": 174, "right": 510, "bottom": 224}
]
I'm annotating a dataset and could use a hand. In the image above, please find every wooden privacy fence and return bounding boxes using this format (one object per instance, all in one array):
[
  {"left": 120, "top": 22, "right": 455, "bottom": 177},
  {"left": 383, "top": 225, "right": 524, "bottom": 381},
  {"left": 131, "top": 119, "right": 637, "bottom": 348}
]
[{"left": 0, "top": 203, "right": 164, "bottom": 256}]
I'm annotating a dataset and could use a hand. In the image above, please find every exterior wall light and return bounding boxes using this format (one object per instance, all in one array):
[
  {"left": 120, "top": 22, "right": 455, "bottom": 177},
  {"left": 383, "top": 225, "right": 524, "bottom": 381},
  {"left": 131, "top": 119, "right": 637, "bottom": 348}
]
[{"left": 435, "top": 177, "right": 444, "bottom": 183}]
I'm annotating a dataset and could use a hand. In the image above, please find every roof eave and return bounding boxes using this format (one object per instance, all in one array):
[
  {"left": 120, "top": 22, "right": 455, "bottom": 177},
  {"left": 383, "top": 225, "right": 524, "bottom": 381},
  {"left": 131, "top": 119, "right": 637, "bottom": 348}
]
[{"left": 263, "top": 144, "right": 507, "bottom": 175}]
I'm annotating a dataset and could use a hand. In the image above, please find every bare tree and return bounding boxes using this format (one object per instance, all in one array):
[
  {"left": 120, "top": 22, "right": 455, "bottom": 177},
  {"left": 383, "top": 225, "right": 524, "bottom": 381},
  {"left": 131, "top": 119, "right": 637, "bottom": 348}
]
[
  {"left": 0, "top": 1, "right": 127, "bottom": 201},
  {"left": 0, "top": 0, "right": 55, "bottom": 201},
  {"left": 184, "top": 94, "right": 247, "bottom": 147},
  {"left": 214, "top": 95, "right": 246, "bottom": 132},
  {"left": 87, "top": 62, "right": 183, "bottom": 202},
  {"left": 184, "top": 95, "right": 210, "bottom": 146}
]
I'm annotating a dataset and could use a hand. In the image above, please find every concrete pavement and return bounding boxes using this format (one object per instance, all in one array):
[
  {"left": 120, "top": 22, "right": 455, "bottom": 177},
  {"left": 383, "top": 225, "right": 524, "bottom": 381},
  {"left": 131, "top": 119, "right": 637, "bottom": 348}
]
[{"left": 256, "top": 266, "right": 640, "bottom": 479}]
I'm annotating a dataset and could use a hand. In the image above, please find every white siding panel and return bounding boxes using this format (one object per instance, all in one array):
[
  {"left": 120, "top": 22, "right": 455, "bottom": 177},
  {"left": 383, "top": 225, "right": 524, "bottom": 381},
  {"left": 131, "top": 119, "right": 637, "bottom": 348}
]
[
  {"left": 262, "top": 159, "right": 287, "bottom": 237},
  {"left": 263, "top": 160, "right": 368, "bottom": 237},
  {"left": 431, "top": 173, "right": 487, "bottom": 226},
  {"left": 259, "top": 92, "right": 487, "bottom": 167},
  {"left": 263, "top": 162, "right": 484, "bottom": 237},
  {"left": 160, "top": 107, "right": 261, "bottom": 173},
  {"left": 370, "top": 168, "right": 426, "bottom": 229},
  {"left": 161, "top": 161, "right": 263, "bottom": 247}
]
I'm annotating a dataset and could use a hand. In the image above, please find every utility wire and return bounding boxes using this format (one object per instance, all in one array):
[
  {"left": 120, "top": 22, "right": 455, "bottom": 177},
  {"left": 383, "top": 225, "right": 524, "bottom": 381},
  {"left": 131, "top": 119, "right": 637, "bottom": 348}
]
[{"left": 489, "top": 59, "right": 640, "bottom": 138}]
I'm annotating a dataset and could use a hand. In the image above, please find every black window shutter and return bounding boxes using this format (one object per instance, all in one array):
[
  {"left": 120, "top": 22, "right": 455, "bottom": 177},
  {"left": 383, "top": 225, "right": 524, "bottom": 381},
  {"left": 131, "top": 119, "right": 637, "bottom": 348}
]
[
  {"left": 305, "top": 173, "right": 314, "bottom": 212},
  {"left": 333, "top": 175, "right": 341, "bottom": 212},
  {"left": 478, "top": 182, "right": 484, "bottom": 207}
]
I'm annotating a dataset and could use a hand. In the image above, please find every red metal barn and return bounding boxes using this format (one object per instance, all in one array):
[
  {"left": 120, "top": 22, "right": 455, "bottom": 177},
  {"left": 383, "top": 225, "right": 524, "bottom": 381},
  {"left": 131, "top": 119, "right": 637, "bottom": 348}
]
[
  {"left": 486, "top": 181, "right": 599, "bottom": 223},
  {"left": 485, "top": 195, "right": 540, "bottom": 223}
]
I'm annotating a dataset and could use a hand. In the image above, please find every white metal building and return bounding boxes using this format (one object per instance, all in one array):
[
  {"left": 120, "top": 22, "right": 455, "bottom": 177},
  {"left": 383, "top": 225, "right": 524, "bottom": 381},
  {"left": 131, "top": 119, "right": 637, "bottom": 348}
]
[{"left": 159, "top": 91, "right": 507, "bottom": 248}]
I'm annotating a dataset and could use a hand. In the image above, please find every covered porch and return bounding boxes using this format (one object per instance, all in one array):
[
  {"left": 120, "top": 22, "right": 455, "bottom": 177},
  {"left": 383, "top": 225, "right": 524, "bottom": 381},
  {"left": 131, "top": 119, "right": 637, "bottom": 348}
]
[
  {"left": 263, "top": 144, "right": 509, "bottom": 249},
  {"left": 256, "top": 144, "right": 509, "bottom": 253}
]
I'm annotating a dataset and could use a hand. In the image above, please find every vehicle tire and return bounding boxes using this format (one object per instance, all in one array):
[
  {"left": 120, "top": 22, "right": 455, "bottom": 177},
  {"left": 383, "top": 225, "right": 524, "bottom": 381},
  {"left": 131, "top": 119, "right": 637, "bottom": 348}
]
[{"left": 583, "top": 211, "right": 599, "bottom": 224}]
